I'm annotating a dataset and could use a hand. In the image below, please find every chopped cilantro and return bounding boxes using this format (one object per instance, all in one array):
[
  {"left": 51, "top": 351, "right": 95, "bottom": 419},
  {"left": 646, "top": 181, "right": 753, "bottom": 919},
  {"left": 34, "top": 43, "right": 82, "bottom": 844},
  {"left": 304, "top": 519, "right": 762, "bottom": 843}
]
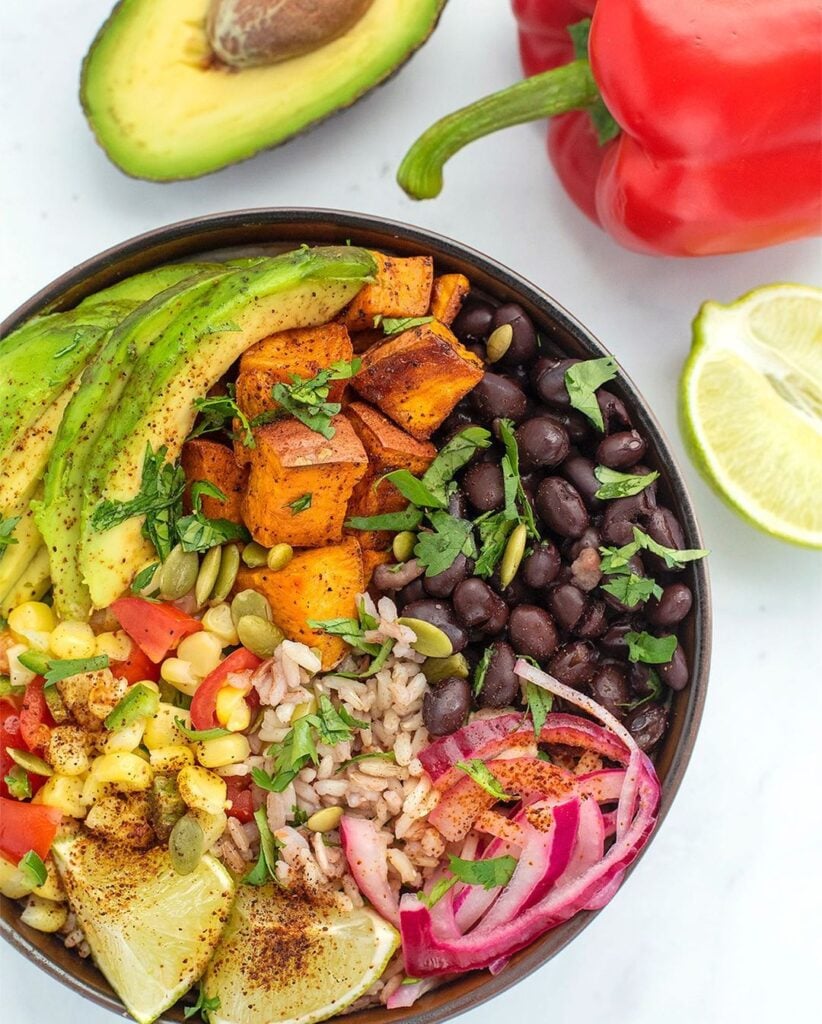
[
  {"left": 183, "top": 981, "right": 221, "bottom": 1021},
  {"left": 174, "top": 718, "right": 231, "bottom": 741},
  {"left": 601, "top": 573, "right": 663, "bottom": 607},
  {"left": 271, "top": 359, "right": 361, "bottom": 439},
  {"left": 346, "top": 507, "right": 424, "bottom": 532},
  {"left": 285, "top": 493, "right": 312, "bottom": 515},
  {"left": 4, "top": 765, "right": 31, "bottom": 800},
  {"left": 624, "top": 631, "right": 678, "bottom": 664},
  {"left": 594, "top": 465, "right": 659, "bottom": 500},
  {"left": 18, "top": 651, "right": 109, "bottom": 689},
  {"left": 414, "top": 511, "right": 475, "bottom": 577},
  {"left": 242, "top": 806, "right": 282, "bottom": 886},
  {"left": 526, "top": 682, "right": 553, "bottom": 738},
  {"left": 456, "top": 759, "right": 513, "bottom": 801},
  {"left": 0, "top": 516, "right": 20, "bottom": 549},
  {"left": 380, "top": 316, "right": 434, "bottom": 335},
  {"left": 449, "top": 853, "right": 517, "bottom": 890},
  {"left": 190, "top": 385, "right": 254, "bottom": 448},
  {"left": 564, "top": 356, "right": 618, "bottom": 431}
]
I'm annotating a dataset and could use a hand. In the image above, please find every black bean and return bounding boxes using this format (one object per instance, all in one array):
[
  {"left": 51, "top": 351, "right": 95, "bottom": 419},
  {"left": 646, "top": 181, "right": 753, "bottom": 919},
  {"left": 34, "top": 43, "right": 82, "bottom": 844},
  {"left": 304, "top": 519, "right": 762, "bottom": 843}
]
[
  {"left": 490, "top": 303, "right": 538, "bottom": 365},
  {"left": 452, "top": 301, "right": 495, "bottom": 342},
  {"left": 532, "top": 357, "right": 578, "bottom": 407},
  {"left": 600, "top": 622, "right": 633, "bottom": 659},
  {"left": 452, "top": 578, "right": 498, "bottom": 628},
  {"left": 561, "top": 455, "right": 603, "bottom": 511},
  {"left": 522, "top": 542, "right": 561, "bottom": 589},
  {"left": 423, "top": 676, "right": 471, "bottom": 736},
  {"left": 547, "top": 583, "right": 587, "bottom": 631},
  {"left": 547, "top": 640, "right": 599, "bottom": 688},
  {"left": 659, "top": 644, "right": 689, "bottom": 690},
  {"left": 470, "top": 373, "right": 528, "bottom": 423},
  {"left": 539, "top": 407, "right": 592, "bottom": 446},
  {"left": 574, "top": 599, "right": 608, "bottom": 638},
  {"left": 477, "top": 642, "right": 520, "bottom": 708},
  {"left": 463, "top": 462, "right": 505, "bottom": 512},
  {"left": 629, "top": 662, "right": 654, "bottom": 695},
  {"left": 508, "top": 604, "right": 559, "bottom": 661},
  {"left": 590, "top": 663, "right": 631, "bottom": 717},
  {"left": 596, "top": 430, "right": 647, "bottom": 470},
  {"left": 645, "top": 507, "right": 686, "bottom": 555},
  {"left": 439, "top": 408, "right": 479, "bottom": 442},
  {"left": 536, "top": 477, "right": 589, "bottom": 539},
  {"left": 596, "top": 390, "right": 632, "bottom": 433},
  {"left": 482, "top": 599, "right": 510, "bottom": 635},
  {"left": 626, "top": 703, "right": 668, "bottom": 752},
  {"left": 515, "top": 417, "right": 570, "bottom": 470},
  {"left": 423, "top": 553, "right": 472, "bottom": 598},
  {"left": 396, "top": 578, "right": 426, "bottom": 609},
  {"left": 600, "top": 489, "right": 656, "bottom": 546},
  {"left": 647, "top": 582, "right": 693, "bottom": 626},
  {"left": 402, "top": 599, "right": 467, "bottom": 653},
  {"left": 490, "top": 570, "right": 535, "bottom": 607}
]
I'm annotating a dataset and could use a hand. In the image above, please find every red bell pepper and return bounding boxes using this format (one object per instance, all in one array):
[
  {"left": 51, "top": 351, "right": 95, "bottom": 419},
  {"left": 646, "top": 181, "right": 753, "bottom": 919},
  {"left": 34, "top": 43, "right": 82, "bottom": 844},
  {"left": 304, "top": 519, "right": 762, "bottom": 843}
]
[
  {"left": 111, "top": 597, "right": 202, "bottom": 664},
  {"left": 0, "top": 797, "right": 62, "bottom": 864},
  {"left": 19, "top": 679, "right": 54, "bottom": 755},
  {"left": 399, "top": 0, "right": 822, "bottom": 256},
  {"left": 224, "top": 776, "right": 255, "bottom": 824},
  {"left": 189, "top": 647, "right": 261, "bottom": 732},
  {"left": 110, "top": 639, "right": 162, "bottom": 685}
]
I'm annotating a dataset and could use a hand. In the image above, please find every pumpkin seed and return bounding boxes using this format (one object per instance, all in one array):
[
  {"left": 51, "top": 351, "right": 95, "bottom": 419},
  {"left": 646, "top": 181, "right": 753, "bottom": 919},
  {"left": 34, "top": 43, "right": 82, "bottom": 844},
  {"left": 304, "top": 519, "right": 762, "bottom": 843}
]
[
  {"left": 230, "top": 588, "right": 272, "bottom": 626},
  {"left": 195, "top": 546, "right": 222, "bottom": 607},
  {"left": 241, "top": 542, "right": 269, "bottom": 568},
  {"left": 397, "top": 617, "right": 454, "bottom": 658},
  {"left": 209, "top": 544, "right": 240, "bottom": 605},
  {"left": 236, "top": 614, "right": 284, "bottom": 659},
  {"left": 392, "top": 531, "right": 417, "bottom": 562},
  {"left": 500, "top": 523, "right": 528, "bottom": 588},
  {"left": 486, "top": 323, "right": 513, "bottom": 363},
  {"left": 422, "top": 653, "right": 470, "bottom": 684},
  {"left": 266, "top": 543, "right": 293, "bottom": 572},
  {"left": 6, "top": 748, "right": 53, "bottom": 777},
  {"left": 168, "top": 813, "right": 205, "bottom": 876},
  {"left": 306, "top": 806, "right": 344, "bottom": 833},
  {"left": 158, "top": 545, "right": 199, "bottom": 601}
]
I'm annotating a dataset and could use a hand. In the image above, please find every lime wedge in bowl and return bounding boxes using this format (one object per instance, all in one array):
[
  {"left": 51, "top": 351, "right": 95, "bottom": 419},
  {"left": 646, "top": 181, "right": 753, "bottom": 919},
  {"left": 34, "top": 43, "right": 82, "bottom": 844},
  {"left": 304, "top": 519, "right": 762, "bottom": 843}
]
[
  {"left": 680, "top": 283, "right": 822, "bottom": 547},
  {"left": 51, "top": 831, "right": 235, "bottom": 1024},
  {"left": 204, "top": 884, "right": 399, "bottom": 1024}
]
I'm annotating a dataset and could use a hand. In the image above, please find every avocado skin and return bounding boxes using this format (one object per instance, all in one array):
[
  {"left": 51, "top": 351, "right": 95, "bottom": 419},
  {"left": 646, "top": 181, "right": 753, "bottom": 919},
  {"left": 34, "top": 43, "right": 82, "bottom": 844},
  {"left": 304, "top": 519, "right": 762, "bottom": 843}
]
[
  {"left": 80, "top": 245, "right": 376, "bottom": 609},
  {"left": 80, "top": 0, "right": 448, "bottom": 181},
  {"left": 37, "top": 267, "right": 233, "bottom": 619}
]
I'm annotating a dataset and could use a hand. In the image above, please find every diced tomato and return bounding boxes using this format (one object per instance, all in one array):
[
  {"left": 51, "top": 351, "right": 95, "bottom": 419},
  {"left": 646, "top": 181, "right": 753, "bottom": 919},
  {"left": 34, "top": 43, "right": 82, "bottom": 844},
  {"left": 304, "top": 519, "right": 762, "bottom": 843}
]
[
  {"left": 1, "top": 704, "right": 23, "bottom": 799},
  {"left": 19, "top": 679, "right": 54, "bottom": 755},
  {"left": 111, "top": 597, "right": 202, "bottom": 664},
  {"left": 110, "top": 639, "right": 161, "bottom": 685},
  {"left": 190, "top": 647, "right": 262, "bottom": 731},
  {"left": 0, "top": 797, "right": 61, "bottom": 864},
  {"left": 224, "top": 776, "right": 254, "bottom": 824}
]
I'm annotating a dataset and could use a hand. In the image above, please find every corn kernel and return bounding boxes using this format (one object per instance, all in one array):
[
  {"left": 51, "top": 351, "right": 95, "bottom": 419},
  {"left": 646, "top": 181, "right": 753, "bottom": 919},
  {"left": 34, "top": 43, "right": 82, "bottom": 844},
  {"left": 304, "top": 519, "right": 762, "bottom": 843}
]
[
  {"left": 20, "top": 895, "right": 67, "bottom": 933},
  {"left": 95, "top": 629, "right": 133, "bottom": 662},
  {"left": 215, "top": 686, "right": 251, "bottom": 732},
  {"left": 160, "top": 657, "right": 200, "bottom": 696},
  {"left": 149, "top": 744, "right": 195, "bottom": 772},
  {"left": 8, "top": 602, "right": 56, "bottom": 651},
  {"left": 45, "top": 725, "right": 89, "bottom": 777},
  {"left": 49, "top": 621, "right": 96, "bottom": 660},
  {"left": 306, "top": 806, "right": 344, "bottom": 833},
  {"left": 0, "top": 857, "right": 34, "bottom": 898},
  {"left": 90, "top": 752, "right": 153, "bottom": 791},
  {"left": 194, "top": 733, "right": 251, "bottom": 769},
  {"left": 177, "top": 631, "right": 223, "bottom": 678},
  {"left": 177, "top": 765, "right": 227, "bottom": 815},
  {"left": 7, "top": 643, "right": 36, "bottom": 688},
  {"left": 143, "top": 703, "right": 188, "bottom": 749},
  {"left": 32, "top": 859, "right": 66, "bottom": 903},
  {"left": 201, "top": 603, "right": 239, "bottom": 646},
  {"left": 189, "top": 808, "right": 228, "bottom": 850},
  {"left": 33, "top": 774, "right": 88, "bottom": 818},
  {"left": 101, "top": 717, "right": 146, "bottom": 754}
]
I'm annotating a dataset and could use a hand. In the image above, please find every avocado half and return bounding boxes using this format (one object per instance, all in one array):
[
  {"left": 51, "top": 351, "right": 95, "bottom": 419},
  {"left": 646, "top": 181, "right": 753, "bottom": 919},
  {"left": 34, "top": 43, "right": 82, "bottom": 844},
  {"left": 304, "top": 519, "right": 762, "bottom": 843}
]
[{"left": 81, "top": 0, "right": 447, "bottom": 181}]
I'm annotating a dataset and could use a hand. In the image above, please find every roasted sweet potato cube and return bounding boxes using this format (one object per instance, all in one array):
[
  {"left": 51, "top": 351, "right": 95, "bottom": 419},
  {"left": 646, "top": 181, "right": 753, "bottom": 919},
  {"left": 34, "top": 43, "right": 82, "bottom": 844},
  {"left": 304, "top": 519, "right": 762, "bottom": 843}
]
[
  {"left": 343, "top": 252, "right": 434, "bottom": 331},
  {"left": 362, "top": 549, "right": 394, "bottom": 588},
  {"left": 180, "top": 439, "right": 246, "bottom": 525},
  {"left": 242, "top": 416, "right": 368, "bottom": 547},
  {"left": 235, "top": 324, "right": 353, "bottom": 419},
  {"left": 235, "top": 538, "right": 364, "bottom": 669},
  {"left": 345, "top": 401, "right": 436, "bottom": 549},
  {"left": 430, "top": 274, "right": 470, "bottom": 326},
  {"left": 351, "top": 321, "right": 484, "bottom": 439}
]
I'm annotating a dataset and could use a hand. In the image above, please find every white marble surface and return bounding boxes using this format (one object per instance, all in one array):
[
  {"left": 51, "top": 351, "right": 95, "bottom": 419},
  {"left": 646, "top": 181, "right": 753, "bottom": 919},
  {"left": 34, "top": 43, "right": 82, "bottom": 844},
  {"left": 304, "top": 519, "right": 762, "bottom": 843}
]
[{"left": 1, "top": 1, "right": 820, "bottom": 1021}]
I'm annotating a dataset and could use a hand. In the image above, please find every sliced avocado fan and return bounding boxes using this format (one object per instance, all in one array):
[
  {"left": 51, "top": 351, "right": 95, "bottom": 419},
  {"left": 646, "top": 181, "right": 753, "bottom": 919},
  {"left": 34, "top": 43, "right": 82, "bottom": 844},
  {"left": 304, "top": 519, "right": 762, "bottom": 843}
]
[
  {"left": 81, "top": 0, "right": 446, "bottom": 180},
  {"left": 80, "top": 245, "right": 375, "bottom": 609}
]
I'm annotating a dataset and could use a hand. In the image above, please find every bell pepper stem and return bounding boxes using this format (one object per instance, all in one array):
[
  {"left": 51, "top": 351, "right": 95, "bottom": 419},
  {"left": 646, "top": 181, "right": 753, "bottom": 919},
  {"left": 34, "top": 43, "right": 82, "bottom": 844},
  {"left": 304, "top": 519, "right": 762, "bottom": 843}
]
[{"left": 398, "top": 59, "right": 599, "bottom": 200}]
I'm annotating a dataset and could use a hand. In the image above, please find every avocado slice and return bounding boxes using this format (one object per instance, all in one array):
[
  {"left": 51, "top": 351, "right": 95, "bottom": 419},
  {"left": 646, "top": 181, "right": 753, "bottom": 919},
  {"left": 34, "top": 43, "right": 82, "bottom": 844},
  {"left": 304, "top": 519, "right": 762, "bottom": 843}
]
[
  {"left": 81, "top": 0, "right": 446, "bottom": 180},
  {"left": 0, "top": 490, "right": 43, "bottom": 607},
  {"left": 37, "top": 267, "right": 233, "bottom": 619},
  {"left": 80, "top": 245, "right": 375, "bottom": 608},
  {"left": 75, "top": 262, "right": 219, "bottom": 308},
  {"left": 0, "top": 545, "right": 51, "bottom": 618}
]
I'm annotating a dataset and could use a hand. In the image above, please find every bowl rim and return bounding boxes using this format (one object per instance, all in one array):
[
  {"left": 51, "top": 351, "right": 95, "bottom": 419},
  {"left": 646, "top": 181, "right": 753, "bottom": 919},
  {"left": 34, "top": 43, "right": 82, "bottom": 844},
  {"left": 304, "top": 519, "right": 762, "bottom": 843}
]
[{"left": 0, "top": 207, "right": 711, "bottom": 1024}]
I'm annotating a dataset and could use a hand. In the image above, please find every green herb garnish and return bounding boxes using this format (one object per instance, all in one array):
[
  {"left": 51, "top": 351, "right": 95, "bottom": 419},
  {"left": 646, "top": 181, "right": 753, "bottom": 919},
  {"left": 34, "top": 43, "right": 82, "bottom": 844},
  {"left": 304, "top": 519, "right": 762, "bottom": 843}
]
[
  {"left": 285, "top": 493, "right": 313, "bottom": 515},
  {"left": 263, "top": 717, "right": 319, "bottom": 792},
  {"left": 622, "top": 670, "right": 664, "bottom": 711},
  {"left": 526, "top": 682, "right": 553, "bottom": 738},
  {"left": 345, "top": 507, "right": 424, "bottom": 532},
  {"left": 271, "top": 359, "right": 361, "bottom": 440},
  {"left": 18, "top": 651, "right": 109, "bottom": 689},
  {"left": 449, "top": 853, "right": 517, "bottom": 890},
  {"left": 414, "top": 511, "right": 476, "bottom": 577},
  {"left": 176, "top": 480, "right": 250, "bottom": 554},
  {"left": 564, "top": 356, "right": 618, "bottom": 431},
  {"left": 190, "top": 385, "right": 254, "bottom": 448},
  {"left": 131, "top": 561, "right": 160, "bottom": 593},
  {"left": 289, "top": 805, "right": 309, "bottom": 826},
  {"left": 472, "top": 647, "right": 493, "bottom": 697},
  {"left": 336, "top": 751, "right": 397, "bottom": 773},
  {"left": 174, "top": 718, "right": 231, "bottom": 742},
  {"left": 17, "top": 850, "right": 47, "bottom": 888},
  {"left": 600, "top": 573, "right": 662, "bottom": 607},
  {"left": 624, "top": 631, "right": 678, "bottom": 664},
  {"left": 456, "top": 759, "right": 513, "bottom": 801},
  {"left": 183, "top": 981, "right": 221, "bottom": 1021},
  {"left": 4, "top": 765, "right": 31, "bottom": 800},
  {"left": 377, "top": 470, "right": 446, "bottom": 509},
  {"left": 420, "top": 427, "right": 491, "bottom": 502},
  {"left": 379, "top": 316, "right": 434, "bottom": 335},
  {"left": 594, "top": 465, "right": 659, "bottom": 500},
  {"left": 0, "top": 516, "right": 20, "bottom": 549},
  {"left": 242, "top": 806, "right": 282, "bottom": 887}
]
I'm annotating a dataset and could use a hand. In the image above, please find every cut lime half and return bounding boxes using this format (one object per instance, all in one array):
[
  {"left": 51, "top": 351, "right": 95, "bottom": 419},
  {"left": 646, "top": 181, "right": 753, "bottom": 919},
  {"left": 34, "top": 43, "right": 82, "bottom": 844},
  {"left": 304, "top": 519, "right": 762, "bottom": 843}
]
[
  {"left": 680, "top": 283, "right": 822, "bottom": 548},
  {"left": 52, "top": 831, "right": 235, "bottom": 1024},
  {"left": 204, "top": 884, "right": 400, "bottom": 1024}
]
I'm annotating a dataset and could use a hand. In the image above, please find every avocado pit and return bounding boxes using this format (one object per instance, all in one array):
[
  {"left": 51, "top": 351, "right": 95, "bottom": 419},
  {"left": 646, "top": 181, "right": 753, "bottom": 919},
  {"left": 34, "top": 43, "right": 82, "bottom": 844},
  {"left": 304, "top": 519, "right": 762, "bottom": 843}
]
[{"left": 207, "top": 0, "right": 375, "bottom": 67}]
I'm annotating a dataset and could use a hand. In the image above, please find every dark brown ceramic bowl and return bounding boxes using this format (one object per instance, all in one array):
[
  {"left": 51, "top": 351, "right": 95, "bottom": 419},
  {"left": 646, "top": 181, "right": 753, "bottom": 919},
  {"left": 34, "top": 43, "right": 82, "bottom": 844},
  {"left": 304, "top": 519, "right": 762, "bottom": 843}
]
[{"left": 0, "top": 209, "right": 711, "bottom": 1024}]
